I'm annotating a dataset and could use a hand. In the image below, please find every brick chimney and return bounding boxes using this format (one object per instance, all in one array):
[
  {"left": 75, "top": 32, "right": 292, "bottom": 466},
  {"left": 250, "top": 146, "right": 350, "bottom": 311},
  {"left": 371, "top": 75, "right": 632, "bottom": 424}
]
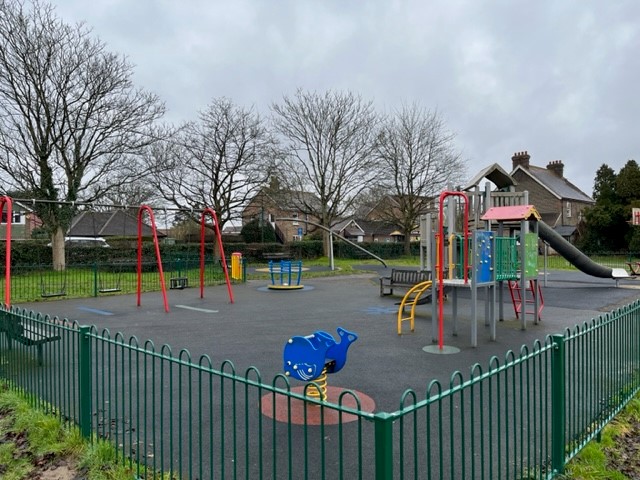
[
  {"left": 511, "top": 151, "right": 531, "bottom": 170},
  {"left": 546, "top": 160, "right": 564, "bottom": 178}
]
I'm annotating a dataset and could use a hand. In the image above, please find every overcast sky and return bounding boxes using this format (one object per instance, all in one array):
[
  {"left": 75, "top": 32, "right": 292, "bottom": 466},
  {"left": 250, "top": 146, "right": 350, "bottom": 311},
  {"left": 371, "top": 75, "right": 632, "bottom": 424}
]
[{"left": 54, "top": 0, "right": 639, "bottom": 197}]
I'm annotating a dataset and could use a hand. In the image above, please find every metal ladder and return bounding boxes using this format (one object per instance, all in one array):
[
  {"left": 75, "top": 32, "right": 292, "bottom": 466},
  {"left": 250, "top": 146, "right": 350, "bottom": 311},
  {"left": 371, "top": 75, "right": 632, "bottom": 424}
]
[{"left": 507, "top": 279, "right": 544, "bottom": 320}]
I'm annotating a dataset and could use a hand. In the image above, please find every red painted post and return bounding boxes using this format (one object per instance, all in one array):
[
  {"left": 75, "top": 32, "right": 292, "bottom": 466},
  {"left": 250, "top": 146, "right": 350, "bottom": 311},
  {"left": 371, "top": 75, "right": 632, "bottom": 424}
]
[
  {"left": 137, "top": 205, "right": 169, "bottom": 312},
  {"left": 200, "top": 208, "right": 234, "bottom": 303}
]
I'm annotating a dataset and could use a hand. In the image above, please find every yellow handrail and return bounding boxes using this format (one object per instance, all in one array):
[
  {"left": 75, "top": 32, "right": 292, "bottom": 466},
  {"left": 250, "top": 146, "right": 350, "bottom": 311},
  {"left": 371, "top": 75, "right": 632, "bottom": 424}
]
[{"left": 397, "top": 280, "right": 433, "bottom": 334}]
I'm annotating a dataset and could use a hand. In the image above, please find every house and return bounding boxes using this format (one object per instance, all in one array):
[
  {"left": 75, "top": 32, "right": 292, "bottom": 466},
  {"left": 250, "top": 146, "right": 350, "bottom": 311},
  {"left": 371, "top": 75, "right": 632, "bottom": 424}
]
[
  {"left": 0, "top": 200, "right": 41, "bottom": 240},
  {"left": 356, "top": 194, "right": 433, "bottom": 243},
  {"left": 332, "top": 218, "right": 403, "bottom": 243},
  {"left": 222, "top": 225, "right": 242, "bottom": 236},
  {"left": 509, "top": 151, "right": 594, "bottom": 242},
  {"left": 1, "top": 205, "right": 164, "bottom": 242},
  {"left": 241, "top": 180, "right": 321, "bottom": 243}
]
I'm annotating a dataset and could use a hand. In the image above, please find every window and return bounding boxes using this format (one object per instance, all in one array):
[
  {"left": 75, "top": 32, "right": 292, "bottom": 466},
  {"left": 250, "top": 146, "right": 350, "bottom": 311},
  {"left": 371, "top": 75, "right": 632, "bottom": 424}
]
[
  {"left": 1, "top": 211, "right": 23, "bottom": 224},
  {"left": 292, "top": 212, "right": 299, "bottom": 225},
  {"left": 292, "top": 235, "right": 302, "bottom": 241},
  {"left": 565, "top": 201, "right": 572, "bottom": 218}
]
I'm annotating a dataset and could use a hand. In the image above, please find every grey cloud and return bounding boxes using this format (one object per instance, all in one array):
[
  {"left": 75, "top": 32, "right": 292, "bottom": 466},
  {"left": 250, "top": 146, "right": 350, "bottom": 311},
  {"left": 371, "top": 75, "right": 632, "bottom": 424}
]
[{"left": 52, "top": 0, "right": 640, "bottom": 195}]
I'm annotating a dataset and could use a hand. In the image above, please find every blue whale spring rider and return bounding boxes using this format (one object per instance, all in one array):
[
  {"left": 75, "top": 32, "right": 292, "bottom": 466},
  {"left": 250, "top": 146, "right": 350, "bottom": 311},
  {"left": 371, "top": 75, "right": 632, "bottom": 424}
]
[{"left": 283, "top": 327, "right": 358, "bottom": 382}]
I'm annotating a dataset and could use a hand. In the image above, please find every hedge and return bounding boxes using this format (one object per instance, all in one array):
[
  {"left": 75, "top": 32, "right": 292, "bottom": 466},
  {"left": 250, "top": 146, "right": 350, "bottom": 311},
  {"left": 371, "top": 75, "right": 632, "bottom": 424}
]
[{"left": 0, "top": 239, "right": 424, "bottom": 267}]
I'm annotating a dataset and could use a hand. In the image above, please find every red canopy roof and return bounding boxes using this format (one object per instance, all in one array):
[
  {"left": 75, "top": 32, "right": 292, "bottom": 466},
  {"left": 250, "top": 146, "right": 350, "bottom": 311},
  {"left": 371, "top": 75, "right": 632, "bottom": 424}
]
[{"left": 481, "top": 205, "right": 541, "bottom": 221}]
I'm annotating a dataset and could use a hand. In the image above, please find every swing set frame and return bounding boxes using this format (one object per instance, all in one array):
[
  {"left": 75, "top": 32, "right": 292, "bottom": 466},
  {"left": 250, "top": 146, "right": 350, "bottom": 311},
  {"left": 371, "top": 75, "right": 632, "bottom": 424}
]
[{"left": 1, "top": 197, "right": 235, "bottom": 310}]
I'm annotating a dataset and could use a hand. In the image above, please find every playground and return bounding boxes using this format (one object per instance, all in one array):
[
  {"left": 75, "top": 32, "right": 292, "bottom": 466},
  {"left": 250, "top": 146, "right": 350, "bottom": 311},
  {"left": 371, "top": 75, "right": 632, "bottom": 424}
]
[
  {"left": 13, "top": 265, "right": 640, "bottom": 411},
  {"left": 0, "top": 192, "right": 636, "bottom": 387},
  {"left": 4, "top": 193, "right": 640, "bottom": 478}
]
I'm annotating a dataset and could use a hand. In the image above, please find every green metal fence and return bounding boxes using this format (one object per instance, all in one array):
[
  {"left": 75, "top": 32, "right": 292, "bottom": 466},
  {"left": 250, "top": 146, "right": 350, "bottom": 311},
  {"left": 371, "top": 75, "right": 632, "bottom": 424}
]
[
  {"left": 539, "top": 252, "right": 639, "bottom": 271},
  {"left": 0, "top": 257, "right": 244, "bottom": 303},
  {"left": 1, "top": 301, "right": 640, "bottom": 479}
]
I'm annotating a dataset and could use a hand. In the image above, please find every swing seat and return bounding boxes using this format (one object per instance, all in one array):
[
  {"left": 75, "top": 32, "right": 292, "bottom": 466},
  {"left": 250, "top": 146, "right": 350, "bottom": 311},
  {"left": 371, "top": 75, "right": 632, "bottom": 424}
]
[
  {"left": 41, "top": 290, "right": 67, "bottom": 298},
  {"left": 98, "top": 259, "right": 129, "bottom": 294},
  {"left": 40, "top": 267, "right": 67, "bottom": 298},
  {"left": 40, "top": 274, "right": 67, "bottom": 298},
  {"left": 170, "top": 277, "right": 189, "bottom": 289}
]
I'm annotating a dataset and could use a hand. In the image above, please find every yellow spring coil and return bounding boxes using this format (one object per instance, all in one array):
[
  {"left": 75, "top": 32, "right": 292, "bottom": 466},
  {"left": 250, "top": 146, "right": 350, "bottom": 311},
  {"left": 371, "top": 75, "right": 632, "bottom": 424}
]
[{"left": 306, "top": 367, "right": 328, "bottom": 402}]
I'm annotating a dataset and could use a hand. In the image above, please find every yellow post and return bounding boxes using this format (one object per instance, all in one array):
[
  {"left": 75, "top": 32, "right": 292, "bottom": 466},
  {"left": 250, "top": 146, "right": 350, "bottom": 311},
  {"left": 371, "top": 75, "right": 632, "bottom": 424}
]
[
  {"left": 448, "top": 234, "right": 456, "bottom": 279},
  {"left": 231, "top": 252, "right": 242, "bottom": 280}
]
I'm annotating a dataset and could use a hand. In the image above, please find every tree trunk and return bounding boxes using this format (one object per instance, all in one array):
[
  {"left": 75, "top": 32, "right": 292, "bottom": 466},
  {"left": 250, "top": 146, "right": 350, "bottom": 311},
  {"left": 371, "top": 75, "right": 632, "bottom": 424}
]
[
  {"left": 403, "top": 233, "right": 412, "bottom": 256},
  {"left": 52, "top": 227, "right": 66, "bottom": 271},
  {"left": 323, "top": 230, "right": 331, "bottom": 257}
]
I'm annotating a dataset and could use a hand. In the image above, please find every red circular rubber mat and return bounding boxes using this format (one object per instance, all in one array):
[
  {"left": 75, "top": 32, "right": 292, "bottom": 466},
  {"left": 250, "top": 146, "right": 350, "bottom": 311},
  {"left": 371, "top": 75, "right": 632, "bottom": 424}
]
[{"left": 261, "top": 386, "right": 376, "bottom": 425}]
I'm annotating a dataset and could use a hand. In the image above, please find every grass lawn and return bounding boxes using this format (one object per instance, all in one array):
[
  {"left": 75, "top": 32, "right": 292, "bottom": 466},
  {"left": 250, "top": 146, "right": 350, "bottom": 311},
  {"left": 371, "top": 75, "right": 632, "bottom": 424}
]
[
  {"left": 2, "top": 376, "right": 640, "bottom": 479},
  {"left": 2, "top": 253, "right": 635, "bottom": 304},
  {"left": 559, "top": 397, "right": 640, "bottom": 479},
  {"left": 0, "top": 380, "right": 170, "bottom": 480}
]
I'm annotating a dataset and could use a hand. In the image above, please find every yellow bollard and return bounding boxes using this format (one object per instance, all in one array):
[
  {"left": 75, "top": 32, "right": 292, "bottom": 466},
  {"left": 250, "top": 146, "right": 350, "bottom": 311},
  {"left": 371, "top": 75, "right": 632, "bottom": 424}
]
[{"left": 231, "top": 252, "right": 242, "bottom": 280}]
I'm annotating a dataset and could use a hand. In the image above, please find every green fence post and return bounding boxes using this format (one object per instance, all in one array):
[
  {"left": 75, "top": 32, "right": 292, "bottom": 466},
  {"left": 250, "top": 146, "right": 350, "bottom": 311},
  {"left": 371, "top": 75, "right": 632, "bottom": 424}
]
[
  {"left": 374, "top": 412, "right": 394, "bottom": 479},
  {"left": 78, "top": 325, "right": 93, "bottom": 439},
  {"left": 242, "top": 257, "right": 247, "bottom": 282},
  {"left": 551, "top": 334, "right": 566, "bottom": 474},
  {"left": 93, "top": 262, "right": 98, "bottom": 297}
]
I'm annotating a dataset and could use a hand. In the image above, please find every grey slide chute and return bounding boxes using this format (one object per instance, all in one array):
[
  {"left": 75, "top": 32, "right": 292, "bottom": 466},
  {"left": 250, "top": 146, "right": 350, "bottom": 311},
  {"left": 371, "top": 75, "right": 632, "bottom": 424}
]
[{"left": 538, "top": 220, "right": 618, "bottom": 279}]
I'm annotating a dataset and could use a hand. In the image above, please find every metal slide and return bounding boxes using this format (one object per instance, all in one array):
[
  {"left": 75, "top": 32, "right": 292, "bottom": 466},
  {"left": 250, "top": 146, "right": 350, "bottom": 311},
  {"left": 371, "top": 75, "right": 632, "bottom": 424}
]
[{"left": 538, "top": 221, "right": 627, "bottom": 279}]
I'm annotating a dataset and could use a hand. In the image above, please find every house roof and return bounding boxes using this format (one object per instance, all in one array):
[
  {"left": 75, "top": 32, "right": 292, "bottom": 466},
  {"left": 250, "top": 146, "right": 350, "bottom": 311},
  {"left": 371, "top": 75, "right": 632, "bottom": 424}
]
[
  {"left": 554, "top": 225, "right": 577, "bottom": 237},
  {"left": 333, "top": 218, "right": 365, "bottom": 235},
  {"left": 512, "top": 165, "right": 594, "bottom": 203},
  {"left": 366, "top": 194, "right": 435, "bottom": 217},
  {"left": 481, "top": 205, "right": 541, "bottom": 221},
  {"left": 257, "top": 187, "right": 321, "bottom": 212},
  {"left": 334, "top": 218, "right": 398, "bottom": 236},
  {"left": 356, "top": 219, "right": 399, "bottom": 236},
  {"left": 68, "top": 211, "right": 165, "bottom": 238},
  {"left": 463, "top": 163, "right": 517, "bottom": 191},
  {"left": 0, "top": 199, "right": 33, "bottom": 213}
]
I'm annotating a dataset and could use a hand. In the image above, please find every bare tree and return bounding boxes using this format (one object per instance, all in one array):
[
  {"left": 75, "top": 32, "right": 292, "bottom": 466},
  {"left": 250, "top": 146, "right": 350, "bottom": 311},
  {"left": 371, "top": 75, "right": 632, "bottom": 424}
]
[
  {"left": 0, "top": 0, "right": 165, "bottom": 269},
  {"left": 271, "top": 89, "right": 379, "bottom": 254},
  {"left": 146, "top": 97, "right": 276, "bottom": 234},
  {"left": 373, "top": 103, "right": 466, "bottom": 254}
]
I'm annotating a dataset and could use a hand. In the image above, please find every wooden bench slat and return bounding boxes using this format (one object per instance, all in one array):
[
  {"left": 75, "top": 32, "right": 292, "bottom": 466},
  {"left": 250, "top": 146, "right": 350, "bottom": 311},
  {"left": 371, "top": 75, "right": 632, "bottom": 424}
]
[{"left": 263, "top": 252, "right": 291, "bottom": 261}]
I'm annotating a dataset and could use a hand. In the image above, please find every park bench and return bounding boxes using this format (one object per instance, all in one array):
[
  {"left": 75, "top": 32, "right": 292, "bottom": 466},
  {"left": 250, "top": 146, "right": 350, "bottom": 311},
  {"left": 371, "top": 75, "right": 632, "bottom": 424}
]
[
  {"left": 379, "top": 269, "right": 431, "bottom": 296},
  {"left": 262, "top": 252, "right": 290, "bottom": 261},
  {"left": 0, "top": 315, "right": 61, "bottom": 366},
  {"left": 626, "top": 262, "right": 640, "bottom": 276}
]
